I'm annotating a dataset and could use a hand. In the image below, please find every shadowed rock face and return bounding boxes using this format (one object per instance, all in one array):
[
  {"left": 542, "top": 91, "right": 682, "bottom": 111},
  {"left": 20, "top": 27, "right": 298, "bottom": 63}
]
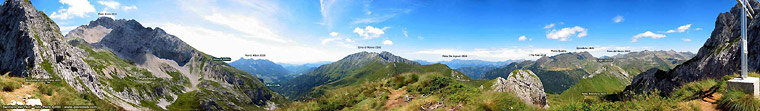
[
  {"left": 0, "top": 0, "right": 107, "bottom": 99},
  {"left": 66, "top": 17, "right": 195, "bottom": 66},
  {"left": 491, "top": 70, "right": 547, "bottom": 107},
  {"left": 626, "top": 0, "right": 760, "bottom": 94}
]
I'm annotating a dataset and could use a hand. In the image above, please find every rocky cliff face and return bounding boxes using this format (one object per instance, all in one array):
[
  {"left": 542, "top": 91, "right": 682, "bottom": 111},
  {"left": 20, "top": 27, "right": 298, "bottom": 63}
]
[
  {"left": 491, "top": 70, "right": 547, "bottom": 107},
  {"left": 626, "top": 0, "right": 760, "bottom": 94},
  {"left": 0, "top": 0, "right": 108, "bottom": 99},
  {"left": 0, "top": 1, "right": 284, "bottom": 110},
  {"left": 66, "top": 17, "right": 195, "bottom": 66},
  {"left": 65, "top": 17, "right": 287, "bottom": 110}
]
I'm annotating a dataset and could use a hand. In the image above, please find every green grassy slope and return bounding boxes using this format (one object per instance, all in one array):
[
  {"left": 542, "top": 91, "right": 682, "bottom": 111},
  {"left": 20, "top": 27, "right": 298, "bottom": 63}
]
[{"left": 278, "top": 71, "right": 539, "bottom": 111}]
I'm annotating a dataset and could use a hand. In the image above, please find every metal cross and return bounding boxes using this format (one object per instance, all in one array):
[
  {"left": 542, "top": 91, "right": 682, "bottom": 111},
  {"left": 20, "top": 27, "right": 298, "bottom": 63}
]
[{"left": 737, "top": 0, "right": 754, "bottom": 79}]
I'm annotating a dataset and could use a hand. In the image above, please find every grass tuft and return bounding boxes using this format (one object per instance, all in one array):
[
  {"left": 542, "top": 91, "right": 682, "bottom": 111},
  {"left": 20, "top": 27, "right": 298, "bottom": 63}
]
[{"left": 716, "top": 90, "right": 760, "bottom": 111}]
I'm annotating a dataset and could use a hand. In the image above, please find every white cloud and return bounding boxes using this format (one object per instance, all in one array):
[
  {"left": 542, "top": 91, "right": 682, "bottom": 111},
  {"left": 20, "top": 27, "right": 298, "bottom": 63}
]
[
  {"left": 632, "top": 31, "right": 666, "bottom": 42},
  {"left": 383, "top": 40, "right": 394, "bottom": 45},
  {"left": 50, "top": 0, "right": 96, "bottom": 20},
  {"left": 403, "top": 28, "right": 409, "bottom": 37},
  {"left": 351, "top": 9, "right": 411, "bottom": 24},
  {"left": 682, "top": 38, "right": 692, "bottom": 42},
  {"left": 544, "top": 24, "right": 555, "bottom": 29},
  {"left": 166, "top": 0, "right": 350, "bottom": 64},
  {"left": 677, "top": 24, "right": 691, "bottom": 32},
  {"left": 59, "top": 25, "right": 79, "bottom": 34},
  {"left": 203, "top": 13, "right": 287, "bottom": 43},
  {"left": 417, "top": 36, "right": 424, "bottom": 40},
  {"left": 329, "top": 32, "right": 339, "bottom": 37},
  {"left": 321, "top": 37, "right": 343, "bottom": 44},
  {"left": 97, "top": 1, "right": 120, "bottom": 9},
  {"left": 319, "top": 0, "right": 337, "bottom": 28},
  {"left": 665, "top": 24, "right": 692, "bottom": 33},
  {"left": 160, "top": 23, "right": 345, "bottom": 64},
  {"left": 546, "top": 26, "right": 588, "bottom": 41},
  {"left": 518, "top": 35, "right": 527, "bottom": 41},
  {"left": 122, "top": 5, "right": 137, "bottom": 11},
  {"left": 612, "top": 15, "right": 624, "bottom": 23},
  {"left": 353, "top": 26, "right": 390, "bottom": 39},
  {"left": 695, "top": 28, "right": 703, "bottom": 31},
  {"left": 320, "top": 37, "right": 354, "bottom": 49}
]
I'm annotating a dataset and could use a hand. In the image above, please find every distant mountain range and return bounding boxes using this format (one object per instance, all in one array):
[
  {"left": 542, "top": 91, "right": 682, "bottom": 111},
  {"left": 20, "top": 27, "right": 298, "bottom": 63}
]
[
  {"left": 483, "top": 50, "right": 695, "bottom": 94},
  {"left": 278, "top": 61, "right": 332, "bottom": 76},
  {"left": 275, "top": 51, "right": 474, "bottom": 100},
  {"left": 415, "top": 59, "right": 521, "bottom": 69},
  {"left": 414, "top": 59, "right": 521, "bottom": 80},
  {"left": 229, "top": 58, "right": 290, "bottom": 83},
  {"left": 228, "top": 59, "right": 331, "bottom": 83},
  {"left": 455, "top": 65, "right": 500, "bottom": 79}
]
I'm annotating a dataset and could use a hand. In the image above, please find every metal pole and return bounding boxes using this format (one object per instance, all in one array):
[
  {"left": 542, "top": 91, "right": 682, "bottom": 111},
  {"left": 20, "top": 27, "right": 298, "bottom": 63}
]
[{"left": 742, "top": 0, "right": 749, "bottom": 79}]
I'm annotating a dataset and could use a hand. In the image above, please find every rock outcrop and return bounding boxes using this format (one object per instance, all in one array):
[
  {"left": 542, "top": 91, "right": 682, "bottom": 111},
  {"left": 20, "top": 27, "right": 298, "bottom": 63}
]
[
  {"left": 625, "top": 0, "right": 760, "bottom": 94},
  {"left": 0, "top": 0, "right": 108, "bottom": 99},
  {"left": 491, "top": 70, "right": 547, "bottom": 107}
]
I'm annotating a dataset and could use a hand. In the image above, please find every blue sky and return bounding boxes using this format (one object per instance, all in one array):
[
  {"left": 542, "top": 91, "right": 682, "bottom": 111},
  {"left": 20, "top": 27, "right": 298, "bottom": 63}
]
[{"left": 17, "top": 0, "right": 737, "bottom": 64}]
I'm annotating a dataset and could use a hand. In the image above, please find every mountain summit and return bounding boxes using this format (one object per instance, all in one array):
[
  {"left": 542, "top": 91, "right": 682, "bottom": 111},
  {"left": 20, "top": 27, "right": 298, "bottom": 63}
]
[
  {"left": 67, "top": 17, "right": 195, "bottom": 66},
  {"left": 0, "top": 1, "right": 285, "bottom": 109},
  {"left": 275, "top": 51, "right": 466, "bottom": 100},
  {"left": 626, "top": 0, "right": 760, "bottom": 94}
]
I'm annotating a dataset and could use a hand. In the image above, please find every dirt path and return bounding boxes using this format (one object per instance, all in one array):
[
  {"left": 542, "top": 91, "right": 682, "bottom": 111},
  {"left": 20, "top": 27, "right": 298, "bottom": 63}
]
[
  {"left": 1, "top": 83, "right": 47, "bottom": 111},
  {"left": 2, "top": 84, "right": 37, "bottom": 104},
  {"left": 384, "top": 88, "right": 408, "bottom": 108},
  {"left": 696, "top": 92, "right": 722, "bottom": 111}
]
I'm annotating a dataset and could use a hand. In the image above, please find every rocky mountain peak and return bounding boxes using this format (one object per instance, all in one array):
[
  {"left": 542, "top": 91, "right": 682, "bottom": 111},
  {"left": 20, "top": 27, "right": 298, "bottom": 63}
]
[
  {"left": 0, "top": 0, "right": 108, "bottom": 100},
  {"left": 340, "top": 51, "right": 419, "bottom": 65},
  {"left": 66, "top": 17, "right": 195, "bottom": 66},
  {"left": 2, "top": 0, "right": 34, "bottom": 13},
  {"left": 87, "top": 17, "right": 144, "bottom": 29},
  {"left": 625, "top": 0, "right": 760, "bottom": 94}
]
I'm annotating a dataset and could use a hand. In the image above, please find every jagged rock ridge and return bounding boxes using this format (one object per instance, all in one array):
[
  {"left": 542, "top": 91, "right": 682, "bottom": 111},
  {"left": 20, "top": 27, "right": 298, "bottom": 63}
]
[
  {"left": 625, "top": 0, "right": 760, "bottom": 94},
  {"left": 66, "top": 17, "right": 195, "bottom": 66},
  {"left": 66, "top": 17, "right": 287, "bottom": 110}
]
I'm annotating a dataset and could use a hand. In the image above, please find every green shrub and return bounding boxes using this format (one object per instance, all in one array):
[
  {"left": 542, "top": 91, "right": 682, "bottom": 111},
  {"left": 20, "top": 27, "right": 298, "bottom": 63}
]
[
  {"left": 0, "top": 77, "right": 22, "bottom": 91},
  {"left": 473, "top": 92, "right": 538, "bottom": 111},
  {"left": 386, "top": 74, "right": 419, "bottom": 89},
  {"left": 38, "top": 84, "right": 54, "bottom": 95},
  {"left": 552, "top": 91, "right": 686, "bottom": 111},
  {"left": 670, "top": 79, "right": 716, "bottom": 100},
  {"left": 717, "top": 90, "right": 760, "bottom": 111},
  {"left": 410, "top": 75, "right": 453, "bottom": 94}
]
